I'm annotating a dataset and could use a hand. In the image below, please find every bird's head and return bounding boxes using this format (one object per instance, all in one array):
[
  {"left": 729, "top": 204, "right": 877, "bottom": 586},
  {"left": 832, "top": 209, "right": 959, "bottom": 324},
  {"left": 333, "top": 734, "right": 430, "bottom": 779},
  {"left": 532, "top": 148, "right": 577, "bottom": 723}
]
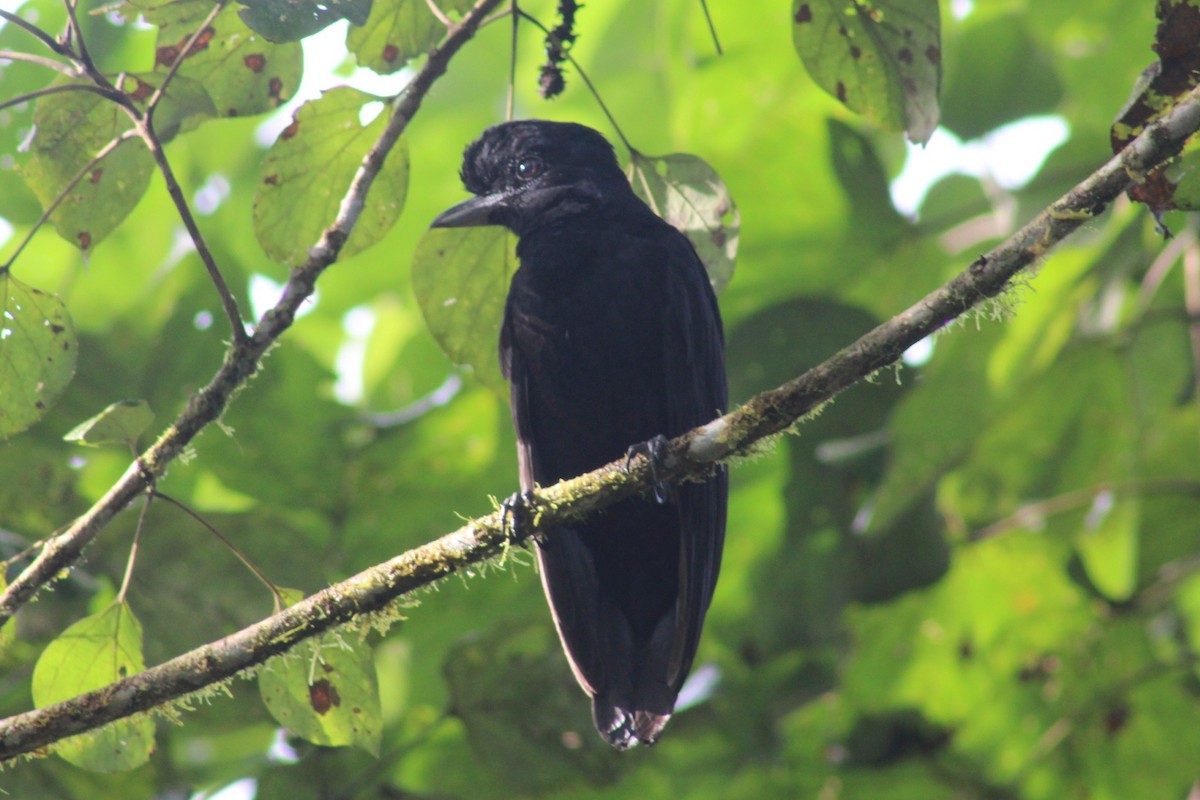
[{"left": 431, "top": 120, "right": 630, "bottom": 237}]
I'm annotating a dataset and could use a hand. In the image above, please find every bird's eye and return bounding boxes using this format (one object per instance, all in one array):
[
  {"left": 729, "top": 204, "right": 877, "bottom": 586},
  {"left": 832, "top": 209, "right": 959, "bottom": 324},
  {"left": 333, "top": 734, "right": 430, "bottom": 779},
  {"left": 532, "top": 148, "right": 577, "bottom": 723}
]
[{"left": 515, "top": 156, "right": 544, "bottom": 181}]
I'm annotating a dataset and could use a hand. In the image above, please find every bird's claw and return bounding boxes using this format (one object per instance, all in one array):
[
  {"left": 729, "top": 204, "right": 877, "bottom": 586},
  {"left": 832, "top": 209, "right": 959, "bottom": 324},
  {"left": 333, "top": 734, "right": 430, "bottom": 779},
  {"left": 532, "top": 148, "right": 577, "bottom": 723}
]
[
  {"left": 625, "top": 434, "right": 671, "bottom": 504},
  {"left": 501, "top": 490, "right": 543, "bottom": 545}
]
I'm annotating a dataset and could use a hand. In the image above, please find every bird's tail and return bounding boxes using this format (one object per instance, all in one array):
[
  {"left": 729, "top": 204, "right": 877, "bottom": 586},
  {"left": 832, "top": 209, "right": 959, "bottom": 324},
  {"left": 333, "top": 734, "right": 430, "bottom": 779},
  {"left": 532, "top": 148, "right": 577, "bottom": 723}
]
[
  {"left": 592, "top": 695, "right": 672, "bottom": 750},
  {"left": 590, "top": 611, "right": 681, "bottom": 749}
]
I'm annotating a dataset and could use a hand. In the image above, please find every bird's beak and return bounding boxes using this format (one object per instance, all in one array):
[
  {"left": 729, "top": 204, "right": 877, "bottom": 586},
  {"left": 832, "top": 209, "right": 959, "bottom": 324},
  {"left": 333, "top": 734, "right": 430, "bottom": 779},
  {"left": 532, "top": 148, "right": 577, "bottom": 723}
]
[{"left": 430, "top": 193, "right": 508, "bottom": 228}]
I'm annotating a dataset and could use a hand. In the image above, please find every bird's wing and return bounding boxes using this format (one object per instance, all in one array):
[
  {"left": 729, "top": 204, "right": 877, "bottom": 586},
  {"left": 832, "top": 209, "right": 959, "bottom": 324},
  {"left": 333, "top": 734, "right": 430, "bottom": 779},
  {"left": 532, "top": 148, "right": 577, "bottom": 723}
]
[
  {"left": 660, "top": 233, "right": 728, "bottom": 687},
  {"left": 501, "top": 299, "right": 610, "bottom": 700}
]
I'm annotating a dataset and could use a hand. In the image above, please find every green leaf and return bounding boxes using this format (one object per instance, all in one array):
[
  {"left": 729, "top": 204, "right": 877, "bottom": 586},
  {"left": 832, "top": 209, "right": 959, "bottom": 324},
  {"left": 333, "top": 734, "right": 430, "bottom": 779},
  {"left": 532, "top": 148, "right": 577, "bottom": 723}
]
[
  {"left": 20, "top": 80, "right": 154, "bottom": 250},
  {"left": 31, "top": 602, "right": 155, "bottom": 771},
  {"left": 627, "top": 151, "right": 739, "bottom": 293},
  {"left": 411, "top": 226, "right": 517, "bottom": 394},
  {"left": 1074, "top": 494, "right": 1139, "bottom": 602},
  {"left": 237, "top": 0, "right": 373, "bottom": 43},
  {"left": 827, "top": 118, "right": 907, "bottom": 237},
  {"left": 150, "top": 2, "right": 302, "bottom": 118},
  {"left": 0, "top": 274, "right": 78, "bottom": 439},
  {"left": 254, "top": 87, "right": 409, "bottom": 264},
  {"left": 346, "top": 0, "right": 474, "bottom": 73},
  {"left": 258, "top": 628, "right": 382, "bottom": 756},
  {"left": 792, "top": 0, "right": 941, "bottom": 143},
  {"left": 940, "top": 13, "right": 1062, "bottom": 141},
  {"left": 443, "top": 622, "right": 617, "bottom": 791},
  {"left": 64, "top": 399, "right": 154, "bottom": 448}
]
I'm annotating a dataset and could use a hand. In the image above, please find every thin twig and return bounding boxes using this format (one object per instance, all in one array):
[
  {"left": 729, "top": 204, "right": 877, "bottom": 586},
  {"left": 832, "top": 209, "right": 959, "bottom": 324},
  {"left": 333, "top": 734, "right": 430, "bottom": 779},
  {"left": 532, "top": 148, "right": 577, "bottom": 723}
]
[
  {"left": 698, "top": 0, "right": 722, "bottom": 55},
  {"left": 424, "top": 0, "right": 453, "bottom": 26},
  {"left": 0, "top": 81, "right": 119, "bottom": 114},
  {"left": 134, "top": 120, "right": 248, "bottom": 341},
  {"left": 1, "top": 129, "right": 140, "bottom": 269},
  {"left": 1, "top": 77, "right": 1199, "bottom": 762},
  {"left": 154, "top": 491, "right": 283, "bottom": 608},
  {"left": 970, "top": 478, "right": 1200, "bottom": 541},
  {"left": 103, "top": 2, "right": 248, "bottom": 340},
  {"left": 0, "top": 9, "right": 73, "bottom": 56},
  {"left": 517, "top": 10, "right": 632, "bottom": 151},
  {"left": 1183, "top": 234, "right": 1200, "bottom": 413},
  {"left": 115, "top": 492, "right": 153, "bottom": 604},
  {"left": 0, "top": 49, "right": 80, "bottom": 76},
  {"left": 506, "top": 0, "right": 518, "bottom": 120},
  {"left": 63, "top": 0, "right": 98, "bottom": 80}
]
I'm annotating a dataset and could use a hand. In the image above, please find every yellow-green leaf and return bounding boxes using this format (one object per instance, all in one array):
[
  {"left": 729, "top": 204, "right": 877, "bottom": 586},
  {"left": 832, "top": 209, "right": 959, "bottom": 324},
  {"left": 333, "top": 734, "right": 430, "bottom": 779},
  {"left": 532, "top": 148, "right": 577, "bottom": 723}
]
[
  {"left": 20, "top": 80, "right": 153, "bottom": 250},
  {"left": 411, "top": 226, "right": 517, "bottom": 394},
  {"left": 254, "top": 87, "right": 409, "bottom": 264},
  {"left": 31, "top": 602, "right": 154, "bottom": 771},
  {"left": 0, "top": 273, "right": 78, "bottom": 439},
  {"left": 1075, "top": 494, "right": 1139, "bottom": 602},
  {"left": 628, "top": 151, "right": 740, "bottom": 293}
]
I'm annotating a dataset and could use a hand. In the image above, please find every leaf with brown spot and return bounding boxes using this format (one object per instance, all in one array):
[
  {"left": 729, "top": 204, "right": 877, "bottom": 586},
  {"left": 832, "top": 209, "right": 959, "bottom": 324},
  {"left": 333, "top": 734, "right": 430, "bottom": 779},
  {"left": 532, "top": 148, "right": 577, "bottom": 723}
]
[
  {"left": 140, "top": 2, "right": 302, "bottom": 118},
  {"left": 627, "top": 151, "right": 740, "bottom": 293},
  {"left": 791, "top": 0, "right": 941, "bottom": 143},
  {"left": 309, "top": 678, "right": 340, "bottom": 714},
  {"left": 347, "top": 0, "right": 474, "bottom": 74},
  {"left": 258, "top": 595, "right": 381, "bottom": 756},
  {"left": 0, "top": 274, "right": 78, "bottom": 439},
  {"left": 19, "top": 77, "right": 153, "bottom": 250},
  {"left": 254, "top": 87, "right": 409, "bottom": 265}
]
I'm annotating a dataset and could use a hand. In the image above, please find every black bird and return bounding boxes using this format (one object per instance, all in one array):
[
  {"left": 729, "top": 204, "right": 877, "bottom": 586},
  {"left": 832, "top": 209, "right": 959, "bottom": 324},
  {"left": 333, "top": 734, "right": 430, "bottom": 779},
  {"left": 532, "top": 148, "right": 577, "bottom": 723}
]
[{"left": 431, "top": 120, "right": 727, "bottom": 749}]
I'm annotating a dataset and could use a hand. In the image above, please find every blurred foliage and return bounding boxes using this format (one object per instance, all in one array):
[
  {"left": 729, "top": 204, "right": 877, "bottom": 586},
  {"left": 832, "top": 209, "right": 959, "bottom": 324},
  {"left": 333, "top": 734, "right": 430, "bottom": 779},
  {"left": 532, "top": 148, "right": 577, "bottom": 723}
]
[{"left": 1, "top": 0, "right": 1199, "bottom": 797}]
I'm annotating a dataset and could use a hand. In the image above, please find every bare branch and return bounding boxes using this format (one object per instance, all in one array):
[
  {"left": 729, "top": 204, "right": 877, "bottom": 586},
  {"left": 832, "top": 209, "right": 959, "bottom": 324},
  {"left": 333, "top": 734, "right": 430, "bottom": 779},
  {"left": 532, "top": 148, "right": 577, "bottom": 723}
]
[
  {"left": 1, "top": 77, "right": 1199, "bottom": 764},
  {"left": 0, "top": 49, "right": 80, "bottom": 76}
]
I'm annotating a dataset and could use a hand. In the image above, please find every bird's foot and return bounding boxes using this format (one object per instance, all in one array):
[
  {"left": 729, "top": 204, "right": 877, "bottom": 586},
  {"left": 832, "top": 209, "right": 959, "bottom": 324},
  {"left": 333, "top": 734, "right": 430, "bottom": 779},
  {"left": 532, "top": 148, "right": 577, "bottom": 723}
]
[
  {"left": 501, "top": 490, "right": 544, "bottom": 545},
  {"left": 625, "top": 434, "right": 671, "bottom": 504}
]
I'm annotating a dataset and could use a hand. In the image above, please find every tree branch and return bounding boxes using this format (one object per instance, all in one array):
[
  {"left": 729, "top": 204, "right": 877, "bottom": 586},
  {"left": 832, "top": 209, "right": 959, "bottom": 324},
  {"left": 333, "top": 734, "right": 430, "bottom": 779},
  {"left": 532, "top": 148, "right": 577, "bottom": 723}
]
[
  {"left": 0, "top": 0, "right": 508, "bottom": 626},
  {"left": 1, "top": 78, "right": 1198, "bottom": 765}
]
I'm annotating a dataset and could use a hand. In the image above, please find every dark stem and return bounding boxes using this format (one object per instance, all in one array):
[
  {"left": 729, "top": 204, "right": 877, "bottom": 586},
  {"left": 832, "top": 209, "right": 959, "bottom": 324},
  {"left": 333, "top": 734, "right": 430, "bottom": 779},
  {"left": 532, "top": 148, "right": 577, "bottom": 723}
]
[
  {"left": 698, "top": 0, "right": 722, "bottom": 55},
  {"left": 0, "top": 81, "right": 120, "bottom": 114},
  {"left": 0, "top": 8, "right": 73, "bottom": 56},
  {"left": 517, "top": 10, "right": 632, "bottom": 152},
  {"left": 154, "top": 491, "right": 283, "bottom": 609}
]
